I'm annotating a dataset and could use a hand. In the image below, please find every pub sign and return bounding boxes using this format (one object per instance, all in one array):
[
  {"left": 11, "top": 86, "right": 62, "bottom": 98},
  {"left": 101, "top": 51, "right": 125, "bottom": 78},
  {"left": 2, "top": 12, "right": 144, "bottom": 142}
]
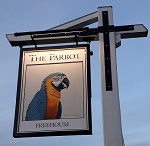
[{"left": 13, "top": 44, "right": 92, "bottom": 137}]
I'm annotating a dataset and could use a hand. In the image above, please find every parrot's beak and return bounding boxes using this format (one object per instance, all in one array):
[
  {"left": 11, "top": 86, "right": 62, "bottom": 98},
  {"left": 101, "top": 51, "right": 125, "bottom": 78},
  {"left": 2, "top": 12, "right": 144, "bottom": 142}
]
[
  {"left": 62, "top": 77, "right": 70, "bottom": 89},
  {"left": 57, "top": 76, "right": 70, "bottom": 90}
]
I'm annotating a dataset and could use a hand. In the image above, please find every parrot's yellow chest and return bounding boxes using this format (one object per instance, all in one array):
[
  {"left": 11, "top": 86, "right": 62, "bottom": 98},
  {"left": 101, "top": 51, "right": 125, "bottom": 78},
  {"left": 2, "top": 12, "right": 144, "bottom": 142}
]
[{"left": 44, "top": 79, "right": 61, "bottom": 119}]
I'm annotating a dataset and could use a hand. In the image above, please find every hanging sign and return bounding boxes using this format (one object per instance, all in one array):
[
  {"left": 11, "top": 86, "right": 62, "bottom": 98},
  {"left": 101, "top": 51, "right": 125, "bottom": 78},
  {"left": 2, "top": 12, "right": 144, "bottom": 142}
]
[{"left": 13, "top": 44, "right": 92, "bottom": 138}]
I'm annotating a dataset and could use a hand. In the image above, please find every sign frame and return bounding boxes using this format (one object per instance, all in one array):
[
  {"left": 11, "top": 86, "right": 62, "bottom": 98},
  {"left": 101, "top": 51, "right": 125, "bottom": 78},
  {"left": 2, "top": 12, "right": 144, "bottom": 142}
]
[{"left": 13, "top": 44, "right": 92, "bottom": 138}]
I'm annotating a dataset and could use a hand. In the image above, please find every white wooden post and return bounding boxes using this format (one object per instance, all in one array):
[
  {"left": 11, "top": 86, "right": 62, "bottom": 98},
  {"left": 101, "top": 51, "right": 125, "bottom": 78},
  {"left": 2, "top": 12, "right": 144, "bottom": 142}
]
[{"left": 98, "top": 6, "right": 124, "bottom": 146}]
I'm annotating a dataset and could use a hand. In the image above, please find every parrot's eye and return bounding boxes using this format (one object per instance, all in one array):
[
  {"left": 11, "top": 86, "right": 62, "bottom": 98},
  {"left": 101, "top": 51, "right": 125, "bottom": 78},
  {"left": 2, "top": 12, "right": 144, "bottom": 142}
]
[
  {"left": 53, "top": 75, "right": 66, "bottom": 83},
  {"left": 53, "top": 76, "right": 59, "bottom": 81}
]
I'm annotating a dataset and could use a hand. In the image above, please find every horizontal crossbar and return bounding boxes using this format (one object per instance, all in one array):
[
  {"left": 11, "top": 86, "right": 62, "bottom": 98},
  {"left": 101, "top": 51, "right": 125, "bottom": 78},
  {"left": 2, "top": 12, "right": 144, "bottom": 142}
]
[
  {"left": 6, "top": 24, "right": 148, "bottom": 47},
  {"left": 14, "top": 25, "right": 134, "bottom": 38}
]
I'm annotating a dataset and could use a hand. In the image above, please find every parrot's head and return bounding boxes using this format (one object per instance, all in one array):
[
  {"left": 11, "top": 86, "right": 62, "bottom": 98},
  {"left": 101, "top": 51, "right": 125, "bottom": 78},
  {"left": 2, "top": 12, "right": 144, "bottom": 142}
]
[
  {"left": 41, "top": 72, "right": 70, "bottom": 92},
  {"left": 51, "top": 72, "right": 70, "bottom": 92}
]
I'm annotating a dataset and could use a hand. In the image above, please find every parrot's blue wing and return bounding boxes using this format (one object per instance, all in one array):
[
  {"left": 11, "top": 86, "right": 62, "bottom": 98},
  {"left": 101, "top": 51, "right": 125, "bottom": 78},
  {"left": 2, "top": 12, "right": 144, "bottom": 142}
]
[
  {"left": 25, "top": 90, "right": 46, "bottom": 121},
  {"left": 55, "top": 101, "right": 62, "bottom": 119}
]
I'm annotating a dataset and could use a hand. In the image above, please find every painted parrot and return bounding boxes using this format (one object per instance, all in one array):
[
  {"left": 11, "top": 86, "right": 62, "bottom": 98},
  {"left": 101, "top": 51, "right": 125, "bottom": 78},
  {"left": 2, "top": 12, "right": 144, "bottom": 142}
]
[{"left": 25, "top": 72, "right": 70, "bottom": 121}]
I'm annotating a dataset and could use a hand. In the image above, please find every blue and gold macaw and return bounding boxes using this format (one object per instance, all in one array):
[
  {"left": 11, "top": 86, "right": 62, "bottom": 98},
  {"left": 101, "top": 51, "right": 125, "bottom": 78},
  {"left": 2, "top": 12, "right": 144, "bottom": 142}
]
[{"left": 25, "top": 72, "right": 69, "bottom": 121}]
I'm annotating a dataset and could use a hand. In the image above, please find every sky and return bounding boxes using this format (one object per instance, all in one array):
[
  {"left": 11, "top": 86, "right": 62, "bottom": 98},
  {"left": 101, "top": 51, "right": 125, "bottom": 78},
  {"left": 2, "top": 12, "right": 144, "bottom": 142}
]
[{"left": 0, "top": 0, "right": 150, "bottom": 146}]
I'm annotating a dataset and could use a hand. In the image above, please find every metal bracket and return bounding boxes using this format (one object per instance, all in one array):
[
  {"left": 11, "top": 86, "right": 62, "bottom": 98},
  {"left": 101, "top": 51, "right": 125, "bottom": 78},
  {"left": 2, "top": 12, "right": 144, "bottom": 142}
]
[{"left": 30, "top": 35, "right": 38, "bottom": 48}]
